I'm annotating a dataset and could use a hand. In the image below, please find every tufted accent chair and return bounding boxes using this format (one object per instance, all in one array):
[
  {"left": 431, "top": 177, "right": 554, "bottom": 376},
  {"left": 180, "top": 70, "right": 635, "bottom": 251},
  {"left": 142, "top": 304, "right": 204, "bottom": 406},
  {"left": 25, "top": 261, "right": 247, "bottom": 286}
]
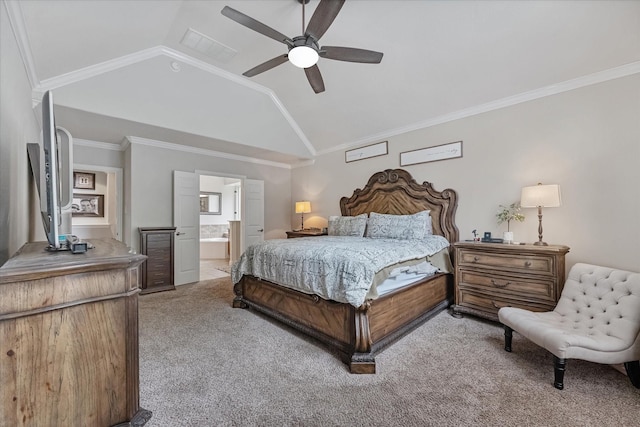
[{"left": 498, "top": 263, "right": 640, "bottom": 390}]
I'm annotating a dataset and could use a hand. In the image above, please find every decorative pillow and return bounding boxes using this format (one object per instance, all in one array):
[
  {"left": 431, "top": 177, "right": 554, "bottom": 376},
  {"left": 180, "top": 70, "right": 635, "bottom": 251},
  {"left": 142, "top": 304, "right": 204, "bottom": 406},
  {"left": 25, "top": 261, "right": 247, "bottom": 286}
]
[
  {"left": 366, "top": 210, "right": 431, "bottom": 240},
  {"left": 328, "top": 214, "right": 368, "bottom": 237}
]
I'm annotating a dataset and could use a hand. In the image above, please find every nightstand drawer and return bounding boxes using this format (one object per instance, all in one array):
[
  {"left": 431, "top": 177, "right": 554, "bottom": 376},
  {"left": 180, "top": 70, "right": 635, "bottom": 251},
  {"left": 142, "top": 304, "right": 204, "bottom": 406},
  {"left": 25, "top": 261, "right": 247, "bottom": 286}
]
[
  {"left": 458, "top": 270, "right": 556, "bottom": 302},
  {"left": 458, "top": 249, "right": 554, "bottom": 276},
  {"left": 457, "top": 289, "right": 555, "bottom": 319}
]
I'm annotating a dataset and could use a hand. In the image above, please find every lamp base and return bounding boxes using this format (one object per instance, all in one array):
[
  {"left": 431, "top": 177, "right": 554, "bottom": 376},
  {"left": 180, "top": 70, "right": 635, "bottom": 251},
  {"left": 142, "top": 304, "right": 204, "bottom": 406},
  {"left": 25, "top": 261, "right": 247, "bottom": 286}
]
[{"left": 533, "top": 241, "right": 548, "bottom": 246}]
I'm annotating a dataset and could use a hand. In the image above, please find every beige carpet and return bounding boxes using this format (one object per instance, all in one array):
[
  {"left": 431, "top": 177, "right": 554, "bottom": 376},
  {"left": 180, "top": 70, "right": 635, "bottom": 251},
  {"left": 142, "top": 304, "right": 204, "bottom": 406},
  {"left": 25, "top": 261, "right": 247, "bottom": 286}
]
[{"left": 138, "top": 277, "right": 640, "bottom": 426}]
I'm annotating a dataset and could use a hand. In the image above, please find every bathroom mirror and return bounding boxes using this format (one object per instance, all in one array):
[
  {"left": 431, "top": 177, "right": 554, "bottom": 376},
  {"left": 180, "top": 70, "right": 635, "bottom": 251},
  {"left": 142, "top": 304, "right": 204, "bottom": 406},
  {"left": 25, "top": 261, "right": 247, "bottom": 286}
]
[{"left": 200, "top": 192, "right": 221, "bottom": 215}]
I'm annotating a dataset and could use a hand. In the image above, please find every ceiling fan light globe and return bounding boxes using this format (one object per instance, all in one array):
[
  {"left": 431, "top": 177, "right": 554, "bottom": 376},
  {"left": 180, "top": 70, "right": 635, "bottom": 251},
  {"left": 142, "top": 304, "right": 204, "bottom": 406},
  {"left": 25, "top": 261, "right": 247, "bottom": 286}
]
[{"left": 288, "top": 46, "right": 319, "bottom": 68}]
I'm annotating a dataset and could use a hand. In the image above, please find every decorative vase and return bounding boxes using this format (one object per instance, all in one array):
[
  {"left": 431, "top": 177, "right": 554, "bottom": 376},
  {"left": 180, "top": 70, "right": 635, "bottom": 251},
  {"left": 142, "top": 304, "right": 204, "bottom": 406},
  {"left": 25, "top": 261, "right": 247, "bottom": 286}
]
[{"left": 503, "top": 231, "right": 514, "bottom": 244}]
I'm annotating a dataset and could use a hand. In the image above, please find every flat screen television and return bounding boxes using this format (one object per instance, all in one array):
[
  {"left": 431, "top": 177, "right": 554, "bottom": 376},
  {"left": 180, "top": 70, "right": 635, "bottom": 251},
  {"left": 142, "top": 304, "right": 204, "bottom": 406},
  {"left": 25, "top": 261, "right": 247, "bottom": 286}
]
[{"left": 27, "top": 90, "right": 73, "bottom": 250}]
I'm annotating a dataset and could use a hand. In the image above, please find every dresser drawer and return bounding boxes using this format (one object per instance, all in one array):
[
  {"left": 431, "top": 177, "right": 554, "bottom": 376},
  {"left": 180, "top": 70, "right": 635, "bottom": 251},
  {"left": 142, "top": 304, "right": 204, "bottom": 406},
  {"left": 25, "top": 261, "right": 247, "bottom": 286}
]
[
  {"left": 457, "top": 289, "right": 555, "bottom": 319},
  {"left": 148, "top": 272, "right": 170, "bottom": 287},
  {"left": 145, "top": 247, "right": 170, "bottom": 260},
  {"left": 458, "top": 249, "right": 554, "bottom": 276},
  {"left": 146, "top": 233, "right": 171, "bottom": 247},
  {"left": 458, "top": 270, "right": 556, "bottom": 302}
]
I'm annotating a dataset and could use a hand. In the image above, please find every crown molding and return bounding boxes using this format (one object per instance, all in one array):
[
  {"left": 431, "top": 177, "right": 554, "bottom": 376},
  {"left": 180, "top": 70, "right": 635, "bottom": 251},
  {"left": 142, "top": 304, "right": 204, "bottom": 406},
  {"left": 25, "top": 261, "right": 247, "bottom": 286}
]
[
  {"left": 290, "top": 159, "right": 316, "bottom": 169},
  {"left": 126, "top": 136, "right": 292, "bottom": 170},
  {"left": 73, "top": 138, "right": 123, "bottom": 151},
  {"left": 317, "top": 61, "right": 640, "bottom": 156}
]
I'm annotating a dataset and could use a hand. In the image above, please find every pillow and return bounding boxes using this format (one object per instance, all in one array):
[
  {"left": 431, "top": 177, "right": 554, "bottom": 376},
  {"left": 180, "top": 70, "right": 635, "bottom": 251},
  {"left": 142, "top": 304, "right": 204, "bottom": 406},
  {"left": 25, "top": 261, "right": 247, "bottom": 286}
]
[
  {"left": 365, "top": 210, "right": 431, "bottom": 240},
  {"left": 328, "top": 214, "right": 368, "bottom": 237}
]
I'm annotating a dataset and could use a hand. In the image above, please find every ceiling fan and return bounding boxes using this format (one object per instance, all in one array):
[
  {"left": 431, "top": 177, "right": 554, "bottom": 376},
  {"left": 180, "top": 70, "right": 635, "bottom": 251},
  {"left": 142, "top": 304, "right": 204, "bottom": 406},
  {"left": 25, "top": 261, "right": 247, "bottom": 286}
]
[{"left": 221, "top": 0, "right": 383, "bottom": 94}]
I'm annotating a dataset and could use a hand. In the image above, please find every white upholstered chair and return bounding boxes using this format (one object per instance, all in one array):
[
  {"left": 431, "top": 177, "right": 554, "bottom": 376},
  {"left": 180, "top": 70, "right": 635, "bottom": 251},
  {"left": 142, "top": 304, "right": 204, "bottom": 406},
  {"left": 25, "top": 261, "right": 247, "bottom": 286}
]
[{"left": 498, "top": 263, "right": 640, "bottom": 390}]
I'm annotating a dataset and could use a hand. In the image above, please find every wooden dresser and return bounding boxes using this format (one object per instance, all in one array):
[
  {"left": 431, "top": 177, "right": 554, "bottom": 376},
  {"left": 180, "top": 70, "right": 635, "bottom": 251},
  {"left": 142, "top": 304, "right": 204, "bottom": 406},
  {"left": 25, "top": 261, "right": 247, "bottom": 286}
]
[
  {"left": 452, "top": 242, "right": 570, "bottom": 322},
  {"left": 0, "top": 239, "right": 151, "bottom": 426},
  {"left": 139, "top": 227, "right": 175, "bottom": 294}
]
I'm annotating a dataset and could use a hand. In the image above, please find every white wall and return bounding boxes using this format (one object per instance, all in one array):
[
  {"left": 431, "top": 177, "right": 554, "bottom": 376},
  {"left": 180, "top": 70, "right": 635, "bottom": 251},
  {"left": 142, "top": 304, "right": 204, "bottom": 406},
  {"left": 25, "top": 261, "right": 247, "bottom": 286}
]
[
  {"left": 0, "top": 2, "right": 41, "bottom": 264},
  {"left": 292, "top": 74, "right": 640, "bottom": 272}
]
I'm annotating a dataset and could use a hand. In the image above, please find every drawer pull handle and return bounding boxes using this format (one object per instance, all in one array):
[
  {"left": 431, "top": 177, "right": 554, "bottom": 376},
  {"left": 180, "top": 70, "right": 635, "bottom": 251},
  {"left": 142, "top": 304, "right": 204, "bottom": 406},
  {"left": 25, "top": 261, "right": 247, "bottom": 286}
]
[
  {"left": 524, "top": 261, "right": 532, "bottom": 268},
  {"left": 491, "top": 279, "right": 511, "bottom": 288},
  {"left": 492, "top": 301, "right": 509, "bottom": 309},
  {"left": 473, "top": 256, "right": 480, "bottom": 262}
]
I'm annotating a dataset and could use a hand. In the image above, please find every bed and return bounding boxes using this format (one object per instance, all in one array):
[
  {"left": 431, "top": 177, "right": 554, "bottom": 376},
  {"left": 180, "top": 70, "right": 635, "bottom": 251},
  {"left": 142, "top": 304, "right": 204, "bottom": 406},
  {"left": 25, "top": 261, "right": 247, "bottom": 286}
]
[{"left": 232, "top": 169, "right": 458, "bottom": 373}]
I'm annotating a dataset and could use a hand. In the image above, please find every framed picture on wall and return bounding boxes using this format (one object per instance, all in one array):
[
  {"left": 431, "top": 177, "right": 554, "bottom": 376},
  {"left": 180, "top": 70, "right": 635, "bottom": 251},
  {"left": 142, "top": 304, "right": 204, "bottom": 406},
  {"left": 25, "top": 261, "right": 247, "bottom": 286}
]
[
  {"left": 73, "top": 172, "right": 95, "bottom": 190},
  {"left": 72, "top": 194, "right": 104, "bottom": 217}
]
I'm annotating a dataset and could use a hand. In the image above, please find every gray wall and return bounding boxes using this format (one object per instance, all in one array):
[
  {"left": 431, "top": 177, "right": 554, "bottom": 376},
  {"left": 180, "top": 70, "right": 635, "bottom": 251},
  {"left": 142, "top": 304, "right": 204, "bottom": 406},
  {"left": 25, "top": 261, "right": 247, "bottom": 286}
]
[
  {"left": 0, "top": 5, "right": 41, "bottom": 264},
  {"left": 74, "top": 143, "right": 123, "bottom": 169},
  {"left": 127, "top": 142, "right": 291, "bottom": 252},
  {"left": 292, "top": 74, "right": 640, "bottom": 272}
]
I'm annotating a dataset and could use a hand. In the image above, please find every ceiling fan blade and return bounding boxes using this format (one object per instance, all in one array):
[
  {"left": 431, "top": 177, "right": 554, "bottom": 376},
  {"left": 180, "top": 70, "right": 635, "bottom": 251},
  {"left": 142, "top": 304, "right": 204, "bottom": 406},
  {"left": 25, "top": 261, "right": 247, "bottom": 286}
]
[
  {"left": 305, "top": 0, "right": 345, "bottom": 41},
  {"left": 243, "top": 55, "right": 289, "bottom": 77},
  {"left": 321, "top": 46, "right": 383, "bottom": 63},
  {"left": 222, "top": 6, "right": 291, "bottom": 45},
  {"left": 304, "top": 65, "right": 325, "bottom": 94}
]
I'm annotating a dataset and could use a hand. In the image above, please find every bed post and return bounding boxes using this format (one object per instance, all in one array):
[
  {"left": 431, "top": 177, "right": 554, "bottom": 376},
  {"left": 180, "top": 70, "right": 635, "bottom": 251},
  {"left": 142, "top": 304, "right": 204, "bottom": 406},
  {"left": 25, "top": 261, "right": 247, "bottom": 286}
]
[
  {"left": 350, "top": 302, "right": 376, "bottom": 373},
  {"left": 232, "top": 281, "right": 247, "bottom": 308}
]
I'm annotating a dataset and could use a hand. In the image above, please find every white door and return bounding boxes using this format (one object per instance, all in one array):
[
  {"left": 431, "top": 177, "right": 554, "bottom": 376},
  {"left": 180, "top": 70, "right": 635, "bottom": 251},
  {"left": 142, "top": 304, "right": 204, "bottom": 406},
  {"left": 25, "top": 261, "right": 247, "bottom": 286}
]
[
  {"left": 173, "top": 171, "right": 199, "bottom": 285},
  {"left": 243, "top": 179, "right": 264, "bottom": 251}
]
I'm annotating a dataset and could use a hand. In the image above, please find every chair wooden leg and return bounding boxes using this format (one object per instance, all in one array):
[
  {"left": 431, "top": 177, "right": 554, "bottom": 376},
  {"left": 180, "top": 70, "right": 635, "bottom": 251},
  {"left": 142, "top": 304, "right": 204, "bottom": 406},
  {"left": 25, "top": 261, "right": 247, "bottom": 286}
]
[
  {"left": 553, "top": 356, "right": 566, "bottom": 390},
  {"left": 624, "top": 361, "right": 640, "bottom": 388},
  {"left": 503, "top": 325, "right": 513, "bottom": 352}
]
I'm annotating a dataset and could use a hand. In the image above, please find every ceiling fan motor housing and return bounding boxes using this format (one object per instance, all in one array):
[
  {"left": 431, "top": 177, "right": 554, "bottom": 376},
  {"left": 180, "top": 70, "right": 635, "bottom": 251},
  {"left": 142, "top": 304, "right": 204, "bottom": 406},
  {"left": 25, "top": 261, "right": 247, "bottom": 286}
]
[{"left": 288, "top": 36, "right": 320, "bottom": 68}]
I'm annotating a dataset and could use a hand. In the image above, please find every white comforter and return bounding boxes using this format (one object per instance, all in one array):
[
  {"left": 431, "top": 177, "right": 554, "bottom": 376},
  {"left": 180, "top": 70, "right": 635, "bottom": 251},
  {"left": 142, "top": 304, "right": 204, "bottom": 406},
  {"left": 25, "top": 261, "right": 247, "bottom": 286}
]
[{"left": 231, "top": 235, "right": 450, "bottom": 307}]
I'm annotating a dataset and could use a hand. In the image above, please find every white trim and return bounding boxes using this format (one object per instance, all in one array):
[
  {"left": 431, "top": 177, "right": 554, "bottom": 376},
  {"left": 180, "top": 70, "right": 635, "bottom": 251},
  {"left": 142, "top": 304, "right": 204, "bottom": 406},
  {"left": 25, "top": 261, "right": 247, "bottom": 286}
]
[
  {"left": 74, "top": 138, "right": 122, "bottom": 151},
  {"left": 290, "top": 159, "right": 316, "bottom": 169},
  {"left": 73, "top": 163, "right": 124, "bottom": 242},
  {"left": 127, "top": 136, "right": 291, "bottom": 170},
  {"left": 316, "top": 61, "right": 640, "bottom": 156}
]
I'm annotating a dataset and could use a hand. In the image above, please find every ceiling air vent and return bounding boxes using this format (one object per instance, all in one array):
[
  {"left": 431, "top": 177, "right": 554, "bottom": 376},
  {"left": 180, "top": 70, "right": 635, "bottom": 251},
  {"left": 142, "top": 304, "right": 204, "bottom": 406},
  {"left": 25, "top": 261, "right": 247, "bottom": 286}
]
[{"left": 181, "top": 28, "right": 237, "bottom": 63}]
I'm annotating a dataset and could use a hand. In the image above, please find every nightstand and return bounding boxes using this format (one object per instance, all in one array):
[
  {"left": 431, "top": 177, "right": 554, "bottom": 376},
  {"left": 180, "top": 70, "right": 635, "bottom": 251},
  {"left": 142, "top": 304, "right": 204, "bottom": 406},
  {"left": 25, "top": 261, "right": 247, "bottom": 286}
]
[
  {"left": 451, "top": 241, "right": 570, "bottom": 322},
  {"left": 286, "top": 230, "right": 328, "bottom": 238}
]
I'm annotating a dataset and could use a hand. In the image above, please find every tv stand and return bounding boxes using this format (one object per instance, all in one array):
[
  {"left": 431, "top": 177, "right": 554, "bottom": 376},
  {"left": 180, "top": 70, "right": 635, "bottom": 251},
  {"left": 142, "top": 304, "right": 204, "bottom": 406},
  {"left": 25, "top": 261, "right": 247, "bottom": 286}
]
[{"left": 0, "top": 239, "right": 151, "bottom": 426}]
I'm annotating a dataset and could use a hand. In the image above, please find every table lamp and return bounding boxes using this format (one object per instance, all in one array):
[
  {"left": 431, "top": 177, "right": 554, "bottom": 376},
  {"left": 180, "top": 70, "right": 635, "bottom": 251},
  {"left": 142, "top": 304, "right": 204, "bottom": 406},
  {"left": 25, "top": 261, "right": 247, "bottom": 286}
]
[
  {"left": 295, "top": 201, "right": 311, "bottom": 231},
  {"left": 520, "top": 183, "right": 561, "bottom": 246}
]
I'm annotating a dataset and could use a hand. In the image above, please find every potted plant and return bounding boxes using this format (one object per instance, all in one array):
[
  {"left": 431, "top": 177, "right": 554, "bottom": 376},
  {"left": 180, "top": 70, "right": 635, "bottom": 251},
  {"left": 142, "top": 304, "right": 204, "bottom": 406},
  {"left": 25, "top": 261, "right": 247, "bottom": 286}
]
[{"left": 496, "top": 202, "right": 525, "bottom": 244}]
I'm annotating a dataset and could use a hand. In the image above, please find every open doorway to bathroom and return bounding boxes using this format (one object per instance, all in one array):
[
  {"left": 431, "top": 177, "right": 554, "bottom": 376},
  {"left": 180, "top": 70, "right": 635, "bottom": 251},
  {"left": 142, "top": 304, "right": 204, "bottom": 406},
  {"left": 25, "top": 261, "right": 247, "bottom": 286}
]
[{"left": 199, "top": 174, "right": 241, "bottom": 281}]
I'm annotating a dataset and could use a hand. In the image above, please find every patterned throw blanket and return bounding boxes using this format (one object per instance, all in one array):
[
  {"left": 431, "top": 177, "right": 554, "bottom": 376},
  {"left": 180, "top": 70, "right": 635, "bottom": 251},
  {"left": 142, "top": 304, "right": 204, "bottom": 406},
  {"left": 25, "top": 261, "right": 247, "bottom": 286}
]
[{"left": 231, "top": 235, "right": 450, "bottom": 307}]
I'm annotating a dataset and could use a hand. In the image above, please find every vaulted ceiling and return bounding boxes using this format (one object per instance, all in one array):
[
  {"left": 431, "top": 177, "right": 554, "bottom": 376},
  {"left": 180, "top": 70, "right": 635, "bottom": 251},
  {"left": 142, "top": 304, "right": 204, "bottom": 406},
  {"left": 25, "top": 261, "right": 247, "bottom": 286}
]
[{"left": 6, "top": 0, "right": 640, "bottom": 165}]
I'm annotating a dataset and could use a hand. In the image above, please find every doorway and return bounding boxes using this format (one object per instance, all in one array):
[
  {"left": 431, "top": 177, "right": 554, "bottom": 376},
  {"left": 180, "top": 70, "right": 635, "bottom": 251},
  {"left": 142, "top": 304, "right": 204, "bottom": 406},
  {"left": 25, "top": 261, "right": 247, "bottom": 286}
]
[{"left": 198, "top": 173, "right": 241, "bottom": 281}]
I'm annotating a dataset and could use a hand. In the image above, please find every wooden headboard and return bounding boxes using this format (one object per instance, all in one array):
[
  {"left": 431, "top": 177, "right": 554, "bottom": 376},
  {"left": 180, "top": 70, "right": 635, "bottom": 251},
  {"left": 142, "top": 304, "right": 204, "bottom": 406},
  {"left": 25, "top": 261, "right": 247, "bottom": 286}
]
[{"left": 339, "top": 169, "right": 459, "bottom": 244}]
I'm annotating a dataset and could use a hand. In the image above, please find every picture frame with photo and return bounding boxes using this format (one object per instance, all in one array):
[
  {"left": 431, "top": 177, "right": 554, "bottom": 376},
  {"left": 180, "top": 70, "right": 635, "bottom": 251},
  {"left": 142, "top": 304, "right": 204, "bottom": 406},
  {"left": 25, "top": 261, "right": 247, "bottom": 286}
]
[
  {"left": 72, "top": 193, "right": 104, "bottom": 217},
  {"left": 73, "top": 172, "right": 95, "bottom": 190}
]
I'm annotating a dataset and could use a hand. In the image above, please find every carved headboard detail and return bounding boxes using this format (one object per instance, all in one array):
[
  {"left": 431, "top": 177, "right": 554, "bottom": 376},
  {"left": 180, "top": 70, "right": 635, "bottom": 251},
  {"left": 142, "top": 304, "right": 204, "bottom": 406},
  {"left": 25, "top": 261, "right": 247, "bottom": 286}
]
[{"left": 339, "top": 169, "right": 459, "bottom": 244}]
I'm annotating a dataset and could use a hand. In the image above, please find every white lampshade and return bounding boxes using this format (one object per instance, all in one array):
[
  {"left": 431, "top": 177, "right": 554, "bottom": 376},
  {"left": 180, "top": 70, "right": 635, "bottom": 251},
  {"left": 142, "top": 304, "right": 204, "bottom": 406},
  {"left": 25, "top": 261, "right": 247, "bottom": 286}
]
[
  {"left": 520, "top": 184, "right": 561, "bottom": 208},
  {"left": 288, "top": 46, "right": 319, "bottom": 68},
  {"left": 295, "top": 201, "right": 311, "bottom": 214}
]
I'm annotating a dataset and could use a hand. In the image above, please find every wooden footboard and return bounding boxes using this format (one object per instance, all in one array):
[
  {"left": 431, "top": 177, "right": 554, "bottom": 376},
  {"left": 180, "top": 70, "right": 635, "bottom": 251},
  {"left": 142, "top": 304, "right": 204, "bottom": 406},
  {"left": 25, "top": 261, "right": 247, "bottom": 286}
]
[{"left": 233, "top": 273, "right": 452, "bottom": 373}]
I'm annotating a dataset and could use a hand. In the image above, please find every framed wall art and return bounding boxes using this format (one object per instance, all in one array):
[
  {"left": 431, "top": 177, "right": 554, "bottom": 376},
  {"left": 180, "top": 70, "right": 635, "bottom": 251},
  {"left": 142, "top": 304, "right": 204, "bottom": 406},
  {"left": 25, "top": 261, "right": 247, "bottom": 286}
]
[
  {"left": 400, "top": 140, "right": 463, "bottom": 166},
  {"left": 345, "top": 141, "right": 388, "bottom": 163},
  {"left": 72, "top": 194, "right": 104, "bottom": 217},
  {"left": 73, "top": 172, "right": 95, "bottom": 190}
]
